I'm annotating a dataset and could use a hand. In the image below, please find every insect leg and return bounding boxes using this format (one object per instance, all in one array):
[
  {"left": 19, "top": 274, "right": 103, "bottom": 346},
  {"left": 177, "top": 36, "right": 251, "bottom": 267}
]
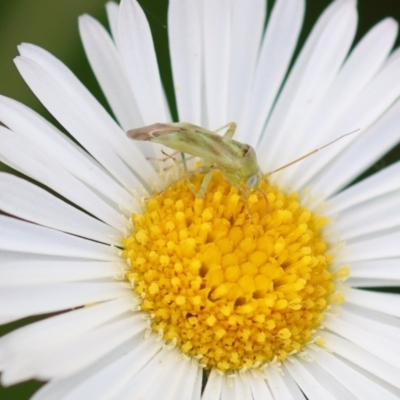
[
  {"left": 213, "top": 122, "right": 237, "bottom": 139},
  {"left": 146, "top": 150, "right": 180, "bottom": 162},
  {"left": 196, "top": 170, "right": 215, "bottom": 198}
]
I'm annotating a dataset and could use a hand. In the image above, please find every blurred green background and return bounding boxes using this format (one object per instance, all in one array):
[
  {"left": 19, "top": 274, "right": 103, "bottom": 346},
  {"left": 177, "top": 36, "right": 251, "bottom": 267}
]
[{"left": 0, "top": 0, "right": 400, "bottom": 398}]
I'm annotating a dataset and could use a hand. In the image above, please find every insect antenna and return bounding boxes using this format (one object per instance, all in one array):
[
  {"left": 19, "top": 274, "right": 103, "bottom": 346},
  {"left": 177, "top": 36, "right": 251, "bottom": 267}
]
[{"left": 264, "top": 129, "right": 360, "bottom": 178}]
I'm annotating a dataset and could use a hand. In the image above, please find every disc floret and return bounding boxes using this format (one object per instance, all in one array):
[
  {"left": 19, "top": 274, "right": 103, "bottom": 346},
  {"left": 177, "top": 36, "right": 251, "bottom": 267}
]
[{"left": 122, "top": 172, "right": 344, "bottom": 372}]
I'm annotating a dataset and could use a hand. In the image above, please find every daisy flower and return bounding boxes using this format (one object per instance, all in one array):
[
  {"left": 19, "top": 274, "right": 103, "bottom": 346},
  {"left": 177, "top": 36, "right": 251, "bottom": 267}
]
[{"left": 1, "top": 0, "right": 400, "bottom": 399}]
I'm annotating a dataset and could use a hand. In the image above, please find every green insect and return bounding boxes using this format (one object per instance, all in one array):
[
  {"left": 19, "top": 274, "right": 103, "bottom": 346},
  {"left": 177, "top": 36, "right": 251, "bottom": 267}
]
[{"left": 127, "top": 122, "right": 357, "bottom": 198}]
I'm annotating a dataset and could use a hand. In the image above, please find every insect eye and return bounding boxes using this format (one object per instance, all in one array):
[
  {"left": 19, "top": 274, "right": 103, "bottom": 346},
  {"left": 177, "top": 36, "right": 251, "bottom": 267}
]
[{"left": 246, "top": 175, "right": 258, "bottom": 188}]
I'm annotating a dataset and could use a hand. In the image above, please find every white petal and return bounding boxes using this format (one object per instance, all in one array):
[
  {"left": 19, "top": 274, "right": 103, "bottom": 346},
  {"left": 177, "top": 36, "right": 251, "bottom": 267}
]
[
  {"left": 348, "top": 258, "right": 400, "bottom": 280},
  {"left": 341, "top": 305, "right": 400, "bottom": 342},
  {"left": 137, "top": 354, "right": 198, "bottom": 400},
  {"left": 283, "top": 17, "right": 398, "bottom": 173},
  {"left": 36, "top": 315, "right": 146, "bottom": 379},
  {"left": 0, "top": 282, "right": 128, "bottom": 324},
  {"left": 0, "top": 259, "right": 120, "bottom": 286},
  {"left": 221, "top": 375, "right": 237, "bottom": 400},
  {"left": 0, "top": 297, "right": 132, "bottom": 384},
  {"left": 106, "top": 1, "right": 119, "bottom": 41},
  {"left": 227, "top": 0, "right": 266, "bottom": 135},
  {"left": 168, "top": 0, "right": 203, "bottom": 125},
  {"left": 14, "top": 51, "right": 156, "bottom": 188},
  {"left": 328, "top": 160, "right": 400, "bottom": 215},
  {"left": 343, "top": 231, "right": 400, "bottom": 261},
  {"left": 202, "top": 372, "right": 222, "bottom": 400},
  {"left": 79, "top": 14, "right": 160, "bottom": 161},
  {"left": 264, "top": 365, "right": 304, "bottom": 400},
  {"left": 259, "top": 0, "right": 357, "bottom": 171},
  {"left": 79, "top": 15, "right": 143, "bottom": 131},
  {"left": 328, "top": 186, "right": 400, "bottom": 241},
  {"left": 347, "top": 278, "right": 400, "bottom": 288},
  {"left": 343, "top": 287, "right": 400, "bottom": 318},
  {"left": 203, "top": 0, "right": 231, "bottom": 129},
  {"left": 192, "top": 368, "right": 203, "bottom": 400},
  {"left": 248, "top": 374, "right": 273, "bottom": 400},
  {"left": 0, "top": 216, "right": 119, "bottom": 261},
  {"left": 284, "top": 358, "right": 354, "bottom": 400},
  {"left": 309, "top": 98, "right": 400, "bottom": 198},
  {"left": 230, "top": 375, "right": 252, "bottom": 400},
  {"left": 0, "top": 95, "right": 137, "bottom": 214},
  {"left": 0, "top": 128, "right": 127, "bottom": 231},
  {"left": 239, "top": 0, "right": 304, "bottom": 145},
  {"left": 62, "top": 336, "right": 162, "bottom": 400},
  {"left": 0, "top": 173, "right": 120, "bottom": 246},
  {"left": 308, "top": 346, "right": 398, "bottom": 399},
  {"left": 293, "top": 39, "right": 400, "bottom": 190},
  {"left": 117, "top": 0, "right": 169, "bottom": 124},
  {"left": 324, "top": 315, "right": 400, "bottom": 370},
  {"left": 17, "top": 42, "right": 155, "bottom": 176},
  {"left": 30, "top": 337, "right": 135, "bottom": 400},
  {"left": 321, "top": 331, "right": 400, "bottom": 389},
  {"left": 114, "top": 348, "right": 186, "bottom": 400}
]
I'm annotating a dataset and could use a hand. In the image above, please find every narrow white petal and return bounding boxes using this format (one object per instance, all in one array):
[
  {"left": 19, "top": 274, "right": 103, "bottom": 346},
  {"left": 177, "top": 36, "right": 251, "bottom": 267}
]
[
  {"left": 17, "top": 42, "right": 155, "bottom": 177},
  {"left": 324, "top": 315, "right": 400, "bottom": 370},
  {"left": 341, "top": 305, "right": 400, "bottom": 342},
  {"left": 309, "top": 346, "right": 398, "bottom": 399},
  {"left": 343, "top": 287, "right": 400, "bottom": 318},
  {"left": 0, "top": 95, "right": 138, "bottom": 213},
  {"left": 114, "top": 348, "right": 185, "bottom": 399},
  {"left": 141, "top": 355, "right": 197, "bottom": 400},
  {"left": 0, "top": 173, "right": 121, "bottom": 246},
  {"left": 62, "top": 337, "right": 162, "bottom": 400},
  {"left": 230, "top": 375, "right": 252, "bottom": 399},
  {"left": 239, "top": 0, "right": 304, "bottom": 145},
  {"left": 0, "top": 127, "right": 128, "bottom": 231},
  {"left": 265, "top": 365, "right": 304, "bottom": 400},
  {"left": 321, "top": 331, "right": 400, "bottom": 389},
  {"left": 0, "top": 297, "right": 132, "bottom": 383},
  {"left": 248, "top": 374, "right": 273, "bottom": 400},
  {"left": 293, "top": 41, "right": 400, "bottom": 190},
  {"left": 168, "top": 0, "right": 203, "bottom": 125},
  {"left": 0, "top": 283, "right": 128, "bottom": 325},
  {"left": 202, "top": 372, "right": 222, "bottom": 400},
  {"left": 309, "top": 98, "right": 400, "bottom": 197},
  {"left": 36, "top": 315, "right": 146, "bottom": 379},
  {"left": 284, "top": 358, "right": 354, "bottom": 400},
  {"left": 328, "top": 160, "right": 400, "bottom": 214},
  {"left": 106, "top": 1, "right": 119, "bottom": 41},
  {"left": 283, "top": 17, "right": 398, "bottom": 171},
  {"left": 30, "top": 338, "right": 135, "bottom": 400},
  {"left": 79, "top": 14, "right": 160, "bottom": 161},
  {"left": 203, "top": 0, "right": 231, "bottom": 129},
  {"left": 227, "top": 0, "right": 266, "bottom": 136},
  {"left": 343, "top": 231, "right": 400, "bottom": 261},
  {"left": 259, "top": 0, "right": 357, "bottom": 171},
  {"left": 348, "top": 258, "right": 400, "bottom": 280},
  {"left": 328, "top": 186, "right": 400, "bottom": 241},
  {"left": 79, "top": 15, "right": 143, "bottom": 131},
  {"left": 117, "top": 0, "right": 169, "bottom": 124},
  {"left": 0, "top": 259, "right": 120, "bottom": 286},
  {"left": 0, "top": 216, "right": 119, "bottom": 261},
  {"left": 221, "top": 375, "right": 237, "bottom": 400},
  {"left": 192, "top": 368, "right": 203, "bottom": 400},
  {"left": 14, "top": 53, "right": 156, "bottom": 188},
  {"left": 347, "top": 278, "right": 400, "bottom": 287}
]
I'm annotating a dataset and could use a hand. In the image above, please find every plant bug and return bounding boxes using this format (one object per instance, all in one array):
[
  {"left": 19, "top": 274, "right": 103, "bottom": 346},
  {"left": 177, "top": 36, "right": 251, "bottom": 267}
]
[{"left": 127, "top": 122, "right": 358, "bottom": 199}]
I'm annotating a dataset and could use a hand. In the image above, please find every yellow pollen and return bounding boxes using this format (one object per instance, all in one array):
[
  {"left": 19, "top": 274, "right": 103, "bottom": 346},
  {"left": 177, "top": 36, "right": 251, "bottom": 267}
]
[{"left": 122, "top": 172, "right": 343, "bottom": 372}]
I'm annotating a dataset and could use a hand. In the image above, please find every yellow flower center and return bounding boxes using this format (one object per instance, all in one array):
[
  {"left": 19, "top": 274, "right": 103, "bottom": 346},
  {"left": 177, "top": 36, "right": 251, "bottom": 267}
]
[{"left": 122, "top": 172, "right": 344, "bottom": 372}]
